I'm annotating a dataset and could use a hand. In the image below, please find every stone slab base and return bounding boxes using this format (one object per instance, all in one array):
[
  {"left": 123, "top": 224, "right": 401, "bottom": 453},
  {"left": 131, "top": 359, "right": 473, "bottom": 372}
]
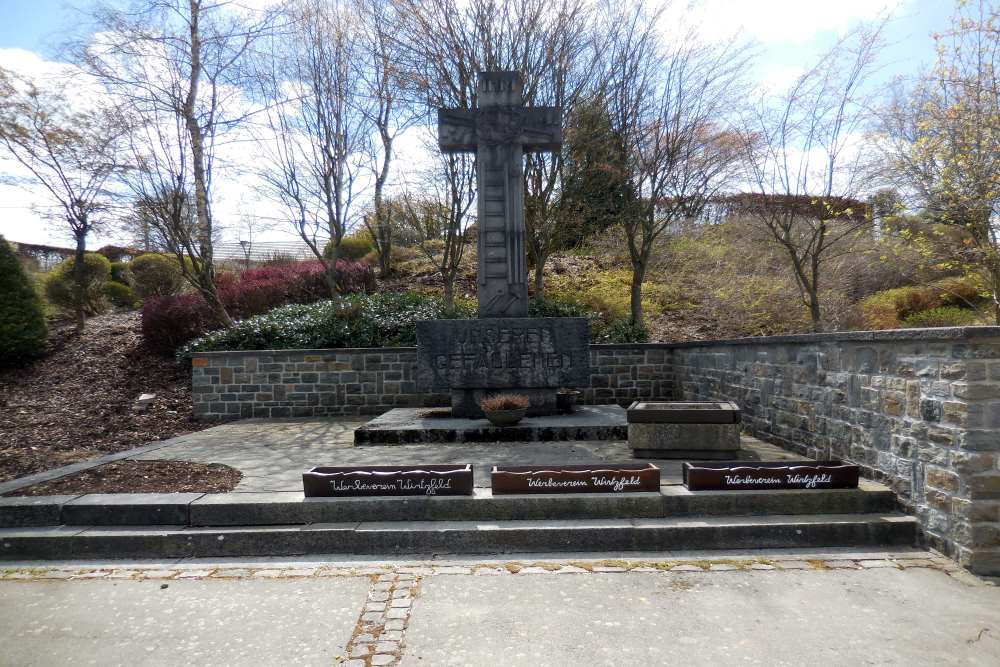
[
  {"left": 354, "top": 405, "right": 627, "bottom": 445},
  {"left": 628, "top": 422, "right": 740, "bottom": 452}
]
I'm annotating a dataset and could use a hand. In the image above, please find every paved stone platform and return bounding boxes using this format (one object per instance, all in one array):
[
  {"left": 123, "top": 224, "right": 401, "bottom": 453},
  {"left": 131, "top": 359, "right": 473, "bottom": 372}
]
[
  {"left": 354, "top": 405, "right": 627, "bottom": 445},
  {"left": 123, "top": 418, "right": 799, "bottom": 492}
]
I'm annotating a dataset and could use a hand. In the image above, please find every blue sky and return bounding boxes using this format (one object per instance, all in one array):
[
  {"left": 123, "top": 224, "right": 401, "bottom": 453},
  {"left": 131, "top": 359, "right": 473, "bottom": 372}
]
[{"left": 0, "top": 0, "right": 961, "bottom": 247}]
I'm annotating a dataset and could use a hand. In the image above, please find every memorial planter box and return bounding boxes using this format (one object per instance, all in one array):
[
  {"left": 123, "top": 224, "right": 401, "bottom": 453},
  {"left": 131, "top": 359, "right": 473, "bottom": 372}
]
[
  {"left": 682, "top": 460, "right": 860, "bottom": 491},
  {"left": 627, "top": 401, "right": 741, "bottom": 459},
  {"left": 302, "top": 465, "right": 474, "bottom": 497},
  {"left": 491, "top": 463, "right": 660, "bottom": 494}
]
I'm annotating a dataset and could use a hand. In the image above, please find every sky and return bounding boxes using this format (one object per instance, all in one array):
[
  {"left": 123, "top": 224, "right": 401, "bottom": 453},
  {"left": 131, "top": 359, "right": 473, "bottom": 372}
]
[{"left": 0, "top": 0, "right": 958, "bottom": 250}]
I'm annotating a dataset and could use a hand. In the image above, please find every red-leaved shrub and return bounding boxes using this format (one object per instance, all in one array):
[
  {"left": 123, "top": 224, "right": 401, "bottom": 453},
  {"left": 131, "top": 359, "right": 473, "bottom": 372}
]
[
  {"left": 141, "top": 259, "right": 374, "bottom": 354},
  {"left": 141, "top": 294, "right": 216, "bottom": 355}
]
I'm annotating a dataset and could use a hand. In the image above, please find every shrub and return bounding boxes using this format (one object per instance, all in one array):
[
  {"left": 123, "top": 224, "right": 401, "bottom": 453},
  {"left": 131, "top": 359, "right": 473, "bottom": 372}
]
[
  {"left": 860, "top": 278, "right": 986, "bottom": 330},
  {"left": 141, "top": 259, "right": 376, "bottom": 353},
  {"left": 130, "top": 253, "right": 185, "bottom": 300},
  {"left": 0, "top": 235, "right": 48, "bottom": 365},
  {"left": 335, "top": 259, "right": 376, "bottom": 293},
  {"left": 479, "top": 394, "right": 530, "bottom": 411},
  {"left": 600, "top": 318, "right": 649, "bottom": 344},
  {"left": 903, "top": 306, "right": 980, "bottom": 328},
  {"left": 43, "top": 253, "right": 111, "bottom": 317},
  {"left": 325, "top": 233, "right": 375, "bottom": 261},
  {"left": 934, "top": 275, "right": 986, "bottom": 307},
  {"left": 529, "top": 295, "right": 645, "bottom": 343},
  {"left": 180, "top": 291, "right": 470, "bottom": 356},
  {"left": 142, "top": 294, "right": 216, "bottom": 355},
  {"left": 103, "top": 281, "right": 136, "bottom": 309},
  {"left": 109, "top": 260, "right": 130, "bottom": 285}
]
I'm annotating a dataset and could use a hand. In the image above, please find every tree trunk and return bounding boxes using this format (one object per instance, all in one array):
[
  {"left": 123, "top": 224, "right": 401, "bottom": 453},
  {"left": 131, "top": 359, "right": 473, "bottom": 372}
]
[
  {"left": 533, "top": 257, "right": 545, "bottom": 298},
  {"left": 443, "top": 276, "right": 455, "bottom": 311},
  {"left": 630, "top": 262, "right": 645, "bottom": 327},
  {"left": 325, "top": 263, "right": 340, "bottom": 299},
  {"left": 808, "top": 290, "right": 823, "bottom": 332},
  {"left": 184, "top": 0, "right": 232, "bottom": 329},
  {"left": 72, "top": 229, "right": 87, "bottom": 333}
]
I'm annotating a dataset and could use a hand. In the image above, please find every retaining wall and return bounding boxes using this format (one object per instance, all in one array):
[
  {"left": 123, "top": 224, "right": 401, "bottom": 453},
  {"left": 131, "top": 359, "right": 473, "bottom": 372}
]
[
  {"left": 671, "top": 327, "right": 1000, "bottom": 575},
  {"left": 190, "top": 344, "right": 674, "bottom": 420}
]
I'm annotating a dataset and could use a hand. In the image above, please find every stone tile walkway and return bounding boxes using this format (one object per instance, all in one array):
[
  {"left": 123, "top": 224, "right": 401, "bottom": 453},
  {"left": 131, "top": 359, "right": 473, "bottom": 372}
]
[{"left": 128, "top": 418, "right": 800, "bottom": 492}]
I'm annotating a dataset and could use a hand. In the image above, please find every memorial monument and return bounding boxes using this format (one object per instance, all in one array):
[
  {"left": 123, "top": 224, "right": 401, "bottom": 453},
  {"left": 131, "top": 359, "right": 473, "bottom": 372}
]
[{"left": 415, "top": 71, "right": 590, "bottom": 417}]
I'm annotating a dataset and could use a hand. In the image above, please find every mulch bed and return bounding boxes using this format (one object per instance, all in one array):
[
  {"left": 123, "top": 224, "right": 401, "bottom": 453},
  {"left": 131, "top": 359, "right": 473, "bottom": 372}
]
[
  {"left": 5, "top": 460, "right": 242, "bottom": 496},
  {"left": 0, "top": 312, "right": 211, "bottom": 483}
]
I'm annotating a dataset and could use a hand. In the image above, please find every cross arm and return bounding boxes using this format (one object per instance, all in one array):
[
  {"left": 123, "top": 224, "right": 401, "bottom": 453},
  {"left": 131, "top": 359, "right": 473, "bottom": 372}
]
[
  {"left": 438, "top": 108, "right": 477, "bottom": 152},
  {"left": 519, "top": 107, "right": 561, "bottom": 152}
]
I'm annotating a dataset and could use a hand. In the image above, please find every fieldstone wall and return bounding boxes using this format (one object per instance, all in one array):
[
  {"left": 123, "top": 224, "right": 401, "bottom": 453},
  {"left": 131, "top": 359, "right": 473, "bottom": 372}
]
[
  {"left": 190, "top": 344, "right": 673, "bottom": 420},
  {"left": 670, "top": 327, "right": 1000, "bottom": 575}
]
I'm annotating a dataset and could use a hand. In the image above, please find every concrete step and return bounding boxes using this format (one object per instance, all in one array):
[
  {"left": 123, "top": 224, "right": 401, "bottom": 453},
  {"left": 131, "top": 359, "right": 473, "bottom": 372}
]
[
  {"left": 0, "top": 481, "right": 899, "bottom": 528},
  {"left": 0, "top": 514, "right": 920, "bottom": 560}
]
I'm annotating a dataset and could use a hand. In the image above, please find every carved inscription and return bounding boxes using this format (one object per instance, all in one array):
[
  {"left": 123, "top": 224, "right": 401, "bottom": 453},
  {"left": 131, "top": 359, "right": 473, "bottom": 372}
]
[
  {"left": 416, "top": 318, "right": 590, "bottom": 390},
  {"left": 433, "top": 325, "right": 570, "bottom": 375}
]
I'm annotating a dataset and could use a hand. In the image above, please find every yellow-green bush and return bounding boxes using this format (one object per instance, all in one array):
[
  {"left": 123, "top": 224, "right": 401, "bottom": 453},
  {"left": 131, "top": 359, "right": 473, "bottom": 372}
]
[
  {"left": 130, "top": 253, "right": 186, "bottom": 300},
  {"left": 903, "top": 306, "right": 981, "bottom": 328},
  {"left": 325, "top": 233, "right": 375, "bottom": 262},
  {"left": 547, "top": 268, "right": 663, "bottom": 319},
  {"left": 860, "top": 276, "right": 986, "bottom": 329},
  {"left": 103, "top": 281, "right": 136, "bottom": 309},
  {"left": 43, "top": 253, "right": 111, "bottom": 317}
]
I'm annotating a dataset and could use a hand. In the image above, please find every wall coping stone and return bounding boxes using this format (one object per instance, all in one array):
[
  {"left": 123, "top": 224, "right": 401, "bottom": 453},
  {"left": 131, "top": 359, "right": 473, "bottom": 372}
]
[
  {"left": 188, "top": 328, "right": 1000, "bottom": 357},
  {"left": 188, "top": 343, "right": 677, "bottom": 357},
  {"left": 664, "top": 326, "right": 1000, "bottom": 349}
]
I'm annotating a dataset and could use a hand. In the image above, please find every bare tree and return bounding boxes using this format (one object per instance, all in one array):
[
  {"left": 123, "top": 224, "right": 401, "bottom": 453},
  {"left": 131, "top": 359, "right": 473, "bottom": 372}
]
[
  {"left": 740, "top": 22, "right": 886, "bottom": 331},
  {"left": 250, "top": 0, "right": 369, "bottom": 297},
  {"left": 878, "top": 1, "right": 1000, "bottom": 323},
  {"left": 399, "top": 151, "right": 476, "bottom": 308},
  {"left": 82, "top": 0, "right": 276, "bottom": 326},
  {"left": 394, "top": 0, "right": 599, "bottom": 296},
  {"left": 600, "top": 2, "right": 750, "bottom": 327},
  {"left": 0, "top": 67, "right": 127, "bottom": 331},
  {"left": 355, "top": 0, "right": 419, "bottom": 278}
]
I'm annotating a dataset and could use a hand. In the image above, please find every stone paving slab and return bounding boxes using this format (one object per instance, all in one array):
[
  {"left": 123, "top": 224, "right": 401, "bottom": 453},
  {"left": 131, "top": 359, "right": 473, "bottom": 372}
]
[
  {"left": 129, "top": 418, "right": 799, "bottom": 492},
  {"left": 399, "top": 567, "right": 1000, "bottom": 667},
  {"left": 0, "top": 577, "right": 367, "bottom": 666}
]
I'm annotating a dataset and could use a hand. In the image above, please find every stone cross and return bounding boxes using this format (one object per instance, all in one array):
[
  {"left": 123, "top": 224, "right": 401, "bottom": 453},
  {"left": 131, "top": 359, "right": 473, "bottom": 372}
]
[{"left": 438, "top": 71, "right": 561, "bottom": 317}]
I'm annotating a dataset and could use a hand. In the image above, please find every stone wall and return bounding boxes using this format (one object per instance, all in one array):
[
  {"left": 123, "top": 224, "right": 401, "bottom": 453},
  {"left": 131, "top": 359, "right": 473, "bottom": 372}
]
[
  {"left": 190, "top": 344, "right": 673, "bottom": 420},
  {"left": 670, "top": 327, "right": 1000, "bottom": 575}
]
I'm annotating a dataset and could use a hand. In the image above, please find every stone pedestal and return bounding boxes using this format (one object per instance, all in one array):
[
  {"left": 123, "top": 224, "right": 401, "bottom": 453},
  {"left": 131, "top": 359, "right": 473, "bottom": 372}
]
[
  {"left": 416, "top": 317, "right": 590, "bottom": 418},
  {"left": 627, "top": 401, "right": 741, "bottom": 459}
]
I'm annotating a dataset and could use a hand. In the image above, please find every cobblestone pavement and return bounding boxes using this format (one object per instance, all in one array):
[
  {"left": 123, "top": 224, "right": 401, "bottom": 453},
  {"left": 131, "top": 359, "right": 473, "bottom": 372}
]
[
  {"left": 1, "top": 551, "right": 997, "bottom": 666},
  {"left": 130, "top": 418, "right": 796, "bottom": 491}
]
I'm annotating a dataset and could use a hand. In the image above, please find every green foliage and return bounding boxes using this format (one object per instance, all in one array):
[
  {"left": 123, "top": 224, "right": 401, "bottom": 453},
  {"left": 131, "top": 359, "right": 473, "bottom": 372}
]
[
  {"left": 43, "top": 253, "right": 111, "bottom": 317},
  {"left": 560, "top": 97, "right": 638, "bottom": 247},
  {"left": 601, "top": 318, "right": 649, "bottom": 344},
  {"left": 0, "top": 235, "right": 48, "bottom": 365},
  {"left": 547, "top": 268, "right": 662, "bottom": 319},
  {"left": 103, "top": 281, "right": 136, "bottom": 309},
  {"left": 130, "top": 253, "right": 185, "bottom": 300},
  {"left": 109, "top": 260, "right": 130, "bottom": 285},
  {"left": 325, "top": 233, "right": 375, "bottom": 262},
  {"left": 181, "top": 291, "right": 473, "bottom": 355},
  {"left": 903, "top": 306, "right": 981, "bottom": 328},
  {"left": 860, "top": 276, "right": 987, "bottom": 329},
  {"left": 528, "top": 294, "right": 647, "bottom": 343}
]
